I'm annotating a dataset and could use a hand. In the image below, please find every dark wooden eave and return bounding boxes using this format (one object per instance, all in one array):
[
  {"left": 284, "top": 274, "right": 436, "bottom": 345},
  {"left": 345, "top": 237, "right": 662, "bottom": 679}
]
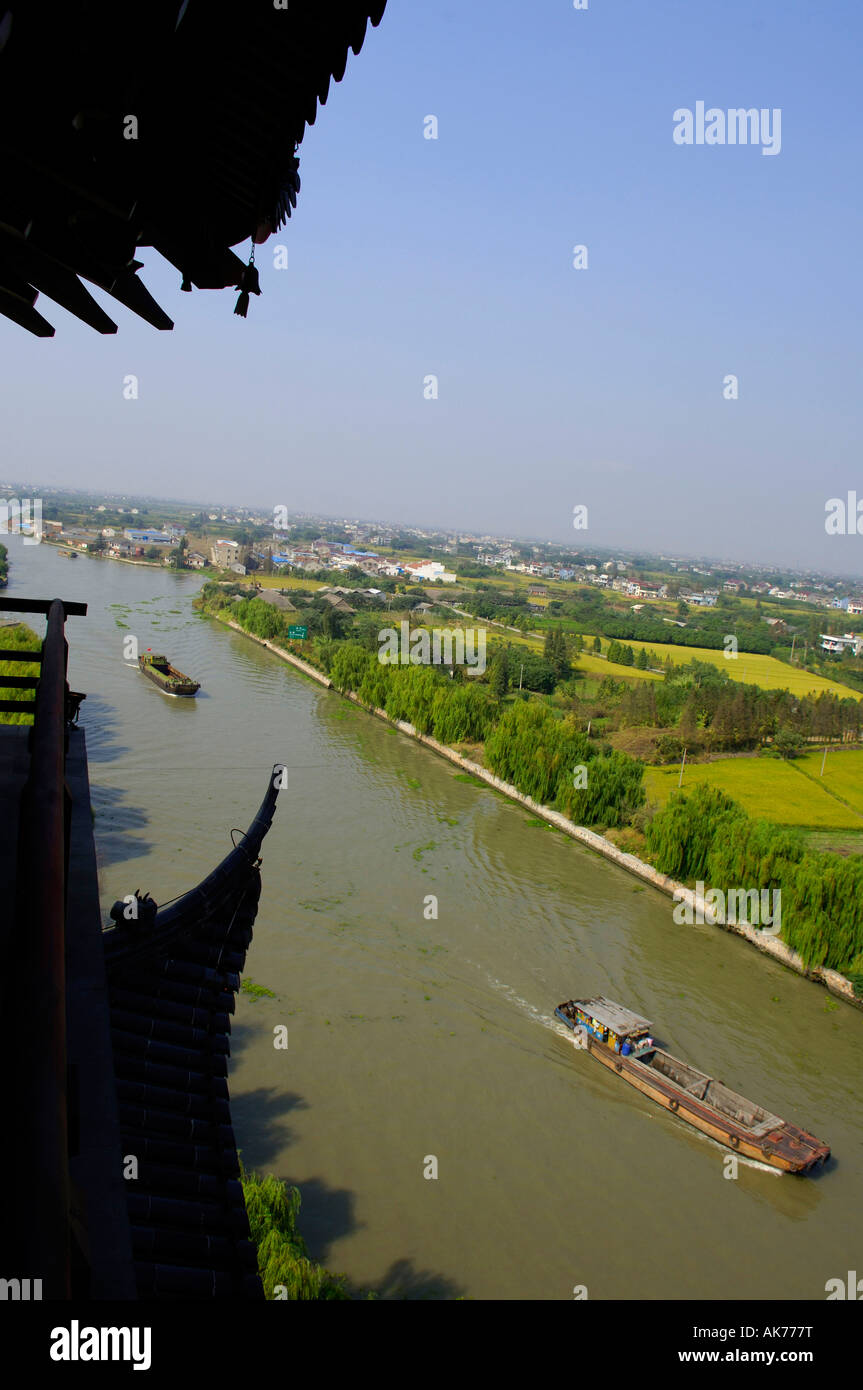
[
  {"left": 103, "top": 774, "right": 281, "bottom": 1298},
  {"left": 0, "top": 0, "right": 387, "bottom": 335}
]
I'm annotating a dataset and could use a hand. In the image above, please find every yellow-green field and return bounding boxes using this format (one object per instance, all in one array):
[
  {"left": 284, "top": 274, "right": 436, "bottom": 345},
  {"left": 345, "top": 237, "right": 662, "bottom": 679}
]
[
  {"left": 576, "top": 651, "right": 663, "bottom": 682},
  {"left": 795, "top": 749, "right": 863, "bottom": 816},
  {"left": 239, "top": 574, "right": 326, "bottom": 592},
  {"left": 644, "top": 757, "right": 863, "bottom": 828},
  {"left": 612, "top": 638, "right": 861, "bottom": 701}
]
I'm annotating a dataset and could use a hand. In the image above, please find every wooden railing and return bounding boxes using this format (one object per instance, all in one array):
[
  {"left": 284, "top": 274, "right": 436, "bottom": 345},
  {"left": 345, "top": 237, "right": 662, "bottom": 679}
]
[{"left": 1, "top": 596, "right": 86, "bottom": 1297}]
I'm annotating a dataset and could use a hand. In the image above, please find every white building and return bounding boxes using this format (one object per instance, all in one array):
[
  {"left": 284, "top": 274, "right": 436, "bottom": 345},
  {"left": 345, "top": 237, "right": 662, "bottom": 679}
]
[
  {"left": 406, "top": 561, "right": 456, "bottom": 583},
  {"left": 820, "top": 632, "right": 863, "bottom": 656}
]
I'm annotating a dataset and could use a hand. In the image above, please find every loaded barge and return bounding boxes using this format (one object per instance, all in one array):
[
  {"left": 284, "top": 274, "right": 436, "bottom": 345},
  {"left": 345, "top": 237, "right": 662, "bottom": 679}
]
[
  {"left": 555, "top": 996, "right": 830, "bottom": 1174},
  {"left": 138, "top": 650, "right": 200, "bottom": 698}
]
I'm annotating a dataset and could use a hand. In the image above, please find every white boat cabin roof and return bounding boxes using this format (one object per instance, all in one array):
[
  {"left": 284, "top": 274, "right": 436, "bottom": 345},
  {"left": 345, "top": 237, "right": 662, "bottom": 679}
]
[{"left": 571, "top": 996, "right": 652, "bottom": 1037}]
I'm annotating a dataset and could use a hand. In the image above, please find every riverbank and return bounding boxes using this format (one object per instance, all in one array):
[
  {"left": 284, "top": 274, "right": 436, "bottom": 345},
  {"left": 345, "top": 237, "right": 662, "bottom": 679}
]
[
  {"left": 217, "top": 614, "right": 860, "bottom": 1010},
  {"left": 42, "top": 540, "right": 175, "bottom": 570}
]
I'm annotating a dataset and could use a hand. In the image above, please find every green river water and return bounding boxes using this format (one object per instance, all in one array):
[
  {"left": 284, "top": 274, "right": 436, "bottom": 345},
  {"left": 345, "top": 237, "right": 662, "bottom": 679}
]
[{"left": 7, "top": 539, "right": 863, "bottom": 1300}]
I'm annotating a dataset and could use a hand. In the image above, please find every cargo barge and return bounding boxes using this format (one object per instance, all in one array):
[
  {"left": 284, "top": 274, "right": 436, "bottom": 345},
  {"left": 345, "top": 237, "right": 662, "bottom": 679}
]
[
  {"left": 138, "top": 650, "right": 200, "bottom": 698},
  {"left": 555, "top": 996, "right": 830, "bottom": 1174}
]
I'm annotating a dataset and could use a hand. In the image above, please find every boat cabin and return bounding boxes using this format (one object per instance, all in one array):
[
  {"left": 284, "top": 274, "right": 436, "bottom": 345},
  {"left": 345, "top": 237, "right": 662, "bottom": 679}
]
[{"left": 556, "top": 996, "right": 655, "bottom": 1057}]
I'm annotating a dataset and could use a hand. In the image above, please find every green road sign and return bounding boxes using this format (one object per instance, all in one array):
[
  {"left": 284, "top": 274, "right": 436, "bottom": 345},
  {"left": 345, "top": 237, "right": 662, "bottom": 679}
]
[{"left": 288, "top": 625, "right": 308, "bottom": 640}]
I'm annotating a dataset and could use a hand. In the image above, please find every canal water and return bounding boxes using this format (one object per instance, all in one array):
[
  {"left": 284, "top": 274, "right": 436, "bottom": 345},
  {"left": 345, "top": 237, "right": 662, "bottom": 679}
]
[{"left": 7, "top": 538, "right": 863, "bottom": 1300}]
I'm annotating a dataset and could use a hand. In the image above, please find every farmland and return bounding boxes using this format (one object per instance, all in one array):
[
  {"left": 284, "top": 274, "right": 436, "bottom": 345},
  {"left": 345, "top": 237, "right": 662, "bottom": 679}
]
[
  {"left": 609, "top": 638, "right": 862, "bottom": 700},
  {"left": 795, "top": 749, "right": 863, "bottom": 816},
  {"left": 644, "top": 755, "right": 863, "bottom": 829}
]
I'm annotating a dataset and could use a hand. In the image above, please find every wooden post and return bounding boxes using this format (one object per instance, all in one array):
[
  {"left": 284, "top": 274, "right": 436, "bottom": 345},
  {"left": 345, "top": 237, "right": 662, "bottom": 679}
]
[
  {"left": 821, "top": 746, "right": 827, "bottom": 778},
  {"left": 678, "top": 746, "right": 687, "bottom": 787}
]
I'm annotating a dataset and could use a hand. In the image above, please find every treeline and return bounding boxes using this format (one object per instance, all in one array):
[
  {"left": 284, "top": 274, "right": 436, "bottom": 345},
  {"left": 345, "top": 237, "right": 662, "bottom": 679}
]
[
  {"left": 544, "top": 589, "right": 776, "bottom": 655},
  {"left": 606, "top": 640, "right": 651, "bottom": 669},
  {"left": 329, "top": 642, "right": 493, "bottom": 744},
  {"left": 612, "top": 660, "right": 862, "bottom": 753},
  {"left": 458, "top": 589, "right": 533, "bottom": 629},
  {"left": 597, "top": 611, "right": 775, "bottom": 655},
  {"left": 644, "top": 785, "right": 863, "bottom": 978},
  {"left": 468, "top": 584, "right": 782, "bottom": 656}
]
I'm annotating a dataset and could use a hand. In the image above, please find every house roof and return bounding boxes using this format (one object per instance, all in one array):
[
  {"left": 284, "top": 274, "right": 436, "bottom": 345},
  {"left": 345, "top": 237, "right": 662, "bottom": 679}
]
[
  {"left": 0, "top": 0, "right": 387, "bottom": 336},
  {"left": 320, "top": 592, "right": 355, "bottom": 611},
  {"left": 256, "top": 590, "right": 297, "bottom": 611},
  {"left": 568, "top": 996, "right": 652, "bottom": 1037}
]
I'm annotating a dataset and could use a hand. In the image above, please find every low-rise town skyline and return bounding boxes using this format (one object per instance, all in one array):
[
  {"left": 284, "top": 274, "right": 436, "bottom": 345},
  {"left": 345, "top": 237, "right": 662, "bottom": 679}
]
[{"left": 3, "top": 478, "right": 863, "bottom": 598}]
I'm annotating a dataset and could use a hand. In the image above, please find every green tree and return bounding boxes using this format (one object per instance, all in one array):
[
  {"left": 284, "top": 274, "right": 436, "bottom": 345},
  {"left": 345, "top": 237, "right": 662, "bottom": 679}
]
[
  {"left": 543, "top": 624, "right": 571, "bottom": 681},
  {"left": 773, "top": 726, "right": 805, "bottom": 759},
  {"left": 489, "top": 652, "right": 508, "bottom": 701},
  {"left": 242, "top": 1166, "right": 350, "bottom": 1300}
]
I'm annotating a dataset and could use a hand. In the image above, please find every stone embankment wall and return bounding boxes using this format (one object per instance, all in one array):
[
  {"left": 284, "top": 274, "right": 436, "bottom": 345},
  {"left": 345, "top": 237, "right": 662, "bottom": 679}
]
[{"left": 221, "top": 616, "right": 860, "bottom": 1010}]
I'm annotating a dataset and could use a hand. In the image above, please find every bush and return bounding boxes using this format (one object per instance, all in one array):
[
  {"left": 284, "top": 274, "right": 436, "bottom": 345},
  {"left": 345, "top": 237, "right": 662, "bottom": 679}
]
[
  {"left": 644, "top": 784, "right": 863, "bottom": 972},
  {"left": 555, "top": 748, "right": 646, "bottom": 828},
  {"left": 241, "top": 1166, "right": 350, "bottom": 1300},
  {"left": 654, "top": 734, "right": 684, "bottom": 764},
  {"left": 0, "top": 623, "right": 39, "bottom": 725},
  {"left": 645, "top": 785, "right": 747, "bottom": 882}
]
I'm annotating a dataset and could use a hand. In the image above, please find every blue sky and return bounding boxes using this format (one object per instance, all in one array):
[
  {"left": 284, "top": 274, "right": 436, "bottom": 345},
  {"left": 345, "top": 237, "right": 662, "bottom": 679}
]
[{"left": 4, "top": 0, "right": 863, "bottom": 573}]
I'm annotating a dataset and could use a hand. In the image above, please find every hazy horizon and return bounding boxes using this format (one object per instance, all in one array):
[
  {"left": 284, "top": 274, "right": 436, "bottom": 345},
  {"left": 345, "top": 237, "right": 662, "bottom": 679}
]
[{"left": 7, "top": 476, "right": 863, "bottom": 585}]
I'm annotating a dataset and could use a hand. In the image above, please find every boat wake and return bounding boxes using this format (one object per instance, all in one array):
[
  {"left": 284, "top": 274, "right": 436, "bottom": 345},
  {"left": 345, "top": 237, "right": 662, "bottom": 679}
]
[
  {"left": 667, "top": 1115, "right": 784, "bottom": 1176},
  {"left": 481, "top": 970, "right": 572, "bottom": 1041}
]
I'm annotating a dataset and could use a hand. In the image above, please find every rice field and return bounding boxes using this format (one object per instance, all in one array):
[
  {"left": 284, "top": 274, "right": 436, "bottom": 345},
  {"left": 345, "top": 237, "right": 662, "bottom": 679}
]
[
  {"left": 240, "top": 573, "right": 326, "bottom": 592},
  {"left": 795, "top": 749, "right": 863, "bottom": 816},
  {"left": 609, "top": 639, "right": 862, "bottom": 701},
  {"left": 644, "top": 756, "right": 863, "bottom": 828}
]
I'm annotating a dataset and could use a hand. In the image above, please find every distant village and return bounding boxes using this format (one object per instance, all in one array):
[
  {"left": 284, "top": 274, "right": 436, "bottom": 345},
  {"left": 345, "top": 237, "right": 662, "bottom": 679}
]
[{"left": 7, "top": 485, "right": 863, "bottom": 661}]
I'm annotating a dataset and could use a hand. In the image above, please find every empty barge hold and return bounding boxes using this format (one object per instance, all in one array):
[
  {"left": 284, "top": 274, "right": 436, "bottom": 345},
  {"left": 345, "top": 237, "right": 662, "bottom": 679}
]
[
  {"left": 555, "top": 996, "right": 830, "bottom": 1174},
  {"left": 138, "top": 650, "right": 200, "bottom": 697}
]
